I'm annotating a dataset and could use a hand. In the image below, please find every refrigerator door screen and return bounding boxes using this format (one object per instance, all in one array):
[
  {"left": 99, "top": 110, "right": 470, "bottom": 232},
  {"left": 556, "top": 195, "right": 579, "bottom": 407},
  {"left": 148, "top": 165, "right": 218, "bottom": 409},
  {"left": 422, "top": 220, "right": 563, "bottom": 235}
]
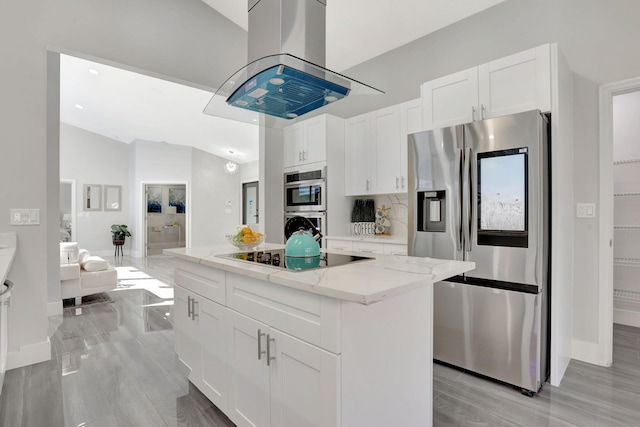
[{"left": 477, "top": 148, "right": 528, "bottom": 248}]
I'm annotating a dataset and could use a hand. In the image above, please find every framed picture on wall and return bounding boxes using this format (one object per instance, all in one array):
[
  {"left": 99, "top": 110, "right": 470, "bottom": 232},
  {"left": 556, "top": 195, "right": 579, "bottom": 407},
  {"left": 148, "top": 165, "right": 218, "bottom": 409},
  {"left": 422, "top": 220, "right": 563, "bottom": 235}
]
[
  {"left": 147, "top": 186, "right": 162, "bottom": 213},
  {"left": 169, "top": 187, "right": 186, "bottom": 213}
]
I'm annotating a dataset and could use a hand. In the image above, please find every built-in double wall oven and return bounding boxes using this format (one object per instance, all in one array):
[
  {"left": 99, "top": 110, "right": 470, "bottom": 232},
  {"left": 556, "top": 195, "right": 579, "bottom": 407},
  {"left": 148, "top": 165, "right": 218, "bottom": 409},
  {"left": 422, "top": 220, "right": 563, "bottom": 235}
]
[{"left": 284, "top": 167, "right": 327, "bottom": 245}]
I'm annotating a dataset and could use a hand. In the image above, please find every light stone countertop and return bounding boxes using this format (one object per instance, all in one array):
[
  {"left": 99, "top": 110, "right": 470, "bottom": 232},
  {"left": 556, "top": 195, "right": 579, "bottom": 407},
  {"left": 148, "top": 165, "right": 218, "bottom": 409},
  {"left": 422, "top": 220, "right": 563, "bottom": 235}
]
[
  {"left": 0, "top": 233, "right": 17, "bottom": 293},
  {"left": 164, "top": 243, "right": 474, "bottom": 305},
  {"left": 323, "top": 235, "right": 408, "bottom": 245}
]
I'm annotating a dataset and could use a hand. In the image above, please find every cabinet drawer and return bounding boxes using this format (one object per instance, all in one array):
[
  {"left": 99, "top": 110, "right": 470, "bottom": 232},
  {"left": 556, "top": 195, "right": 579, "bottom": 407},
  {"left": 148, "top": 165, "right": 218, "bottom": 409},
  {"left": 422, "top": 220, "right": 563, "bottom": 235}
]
[
  {"left": 352, "top": 241, "right": 384, "bottom": 254},
  {"left": 174, "top": 259, "right": 226, "bottom": 304},
  {"left": 325, "top": 239, "right": 353, "bottom": 251},
  {"left": 383, "top": 243, "right": 408, "bottom": 256},
  {"left": 226, "top": 272, "right": 340, "bottom": 353}
]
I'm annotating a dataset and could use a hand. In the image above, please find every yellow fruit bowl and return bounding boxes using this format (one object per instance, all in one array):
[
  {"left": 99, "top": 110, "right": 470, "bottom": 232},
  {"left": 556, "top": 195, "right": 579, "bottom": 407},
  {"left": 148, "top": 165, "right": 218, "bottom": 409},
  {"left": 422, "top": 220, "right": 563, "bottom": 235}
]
[{"left": 226, "top": 231, "right": 265, "bottom": 250}]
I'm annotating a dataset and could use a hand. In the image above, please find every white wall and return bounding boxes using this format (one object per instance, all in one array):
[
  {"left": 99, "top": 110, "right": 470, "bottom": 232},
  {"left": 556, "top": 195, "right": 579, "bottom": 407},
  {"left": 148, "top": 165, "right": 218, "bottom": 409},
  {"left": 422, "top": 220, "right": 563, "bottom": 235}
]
[
  {"left": 1, "top": 0, "right": 247, "bottom": 369},
  {"left": 191, "top": 148, "right": 242, "bottom": 246},
  {"left": 60, "top": 123, "right": 130, "bottom": 254},
  {"left": 240, "top": 160, "right": 259, "bottom": 183}
]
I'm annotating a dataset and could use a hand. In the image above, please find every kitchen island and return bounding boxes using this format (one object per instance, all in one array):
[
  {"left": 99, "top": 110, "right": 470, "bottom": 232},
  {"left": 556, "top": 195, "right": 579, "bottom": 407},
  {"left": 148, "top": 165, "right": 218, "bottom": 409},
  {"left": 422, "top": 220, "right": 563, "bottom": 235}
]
[{"left": 164, "top": 243, "right": 474, "bottom": 427}]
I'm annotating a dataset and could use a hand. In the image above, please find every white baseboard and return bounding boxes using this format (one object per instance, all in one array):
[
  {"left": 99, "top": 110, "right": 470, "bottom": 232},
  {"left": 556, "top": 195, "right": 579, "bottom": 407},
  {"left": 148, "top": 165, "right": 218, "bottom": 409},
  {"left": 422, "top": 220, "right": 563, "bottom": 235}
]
[
  {"left": 6, "top": 338, "right": 51, "bottom": 370},
  {"left": 47, "top": 300, "right": 62, "bottom": 317},
  {"left": 614, "top": 308, "right": 640, "bottom": 328},
  {"left": 572, "top": 338, "right": 610, "bottom": 367}
]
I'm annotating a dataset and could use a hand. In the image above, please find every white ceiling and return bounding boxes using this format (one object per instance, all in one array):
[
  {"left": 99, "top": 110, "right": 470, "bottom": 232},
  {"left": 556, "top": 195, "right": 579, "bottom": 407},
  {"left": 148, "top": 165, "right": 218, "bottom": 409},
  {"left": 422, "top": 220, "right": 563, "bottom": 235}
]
[
  {"left": 59, "top": 0, "right": 506, "bottom": 164},
  {"left": 203, "top": 0, "right": 507, "bottom": 71}
]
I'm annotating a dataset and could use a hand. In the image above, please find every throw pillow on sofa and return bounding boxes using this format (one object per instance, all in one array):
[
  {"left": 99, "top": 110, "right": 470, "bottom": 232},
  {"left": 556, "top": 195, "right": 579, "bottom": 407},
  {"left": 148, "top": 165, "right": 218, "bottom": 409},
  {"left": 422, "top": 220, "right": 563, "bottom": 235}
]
[
  {"left": 82, "top": 256, "right": 109, "bottom": 272},
  {"left": 78, "top": 249, "right": 90, "bottom": 264}
]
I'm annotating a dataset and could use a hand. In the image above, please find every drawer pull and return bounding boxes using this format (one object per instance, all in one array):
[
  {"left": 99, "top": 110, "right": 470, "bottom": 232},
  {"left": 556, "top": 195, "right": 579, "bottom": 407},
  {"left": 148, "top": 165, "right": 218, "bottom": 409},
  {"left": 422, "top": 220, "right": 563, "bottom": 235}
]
[
  {"left": 187, "top": 296, "right": 193, "bottom": 319},
  {"left": 267, "top": 334, "right": 275, "bottom": 366},
  {"left": 258, "top": 329, "right": 266, "bottom": 360}
]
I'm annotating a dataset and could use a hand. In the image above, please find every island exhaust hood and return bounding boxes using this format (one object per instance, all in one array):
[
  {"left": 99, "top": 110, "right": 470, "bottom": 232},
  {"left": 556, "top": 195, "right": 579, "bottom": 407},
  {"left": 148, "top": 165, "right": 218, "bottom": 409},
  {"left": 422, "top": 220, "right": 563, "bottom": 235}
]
[{"left": 204, "top": 0, "right": 383, "bottom": 121}]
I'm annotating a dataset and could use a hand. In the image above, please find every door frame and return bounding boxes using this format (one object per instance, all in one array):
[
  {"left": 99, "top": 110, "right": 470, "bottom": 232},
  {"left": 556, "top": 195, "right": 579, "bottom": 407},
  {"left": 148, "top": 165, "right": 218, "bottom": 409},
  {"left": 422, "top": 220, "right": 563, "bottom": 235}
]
[
  {"left": 141, "top": 181, "right": 189, "bottom": 257},
  {"left": 598, "top": 75, "right": 640, "bottom": 366},
  {"left": 60, "top": 179, "right": 77, "bottom": 242},
  {"left": 241, "top": 180, "right": 259, "bottom": 226}
]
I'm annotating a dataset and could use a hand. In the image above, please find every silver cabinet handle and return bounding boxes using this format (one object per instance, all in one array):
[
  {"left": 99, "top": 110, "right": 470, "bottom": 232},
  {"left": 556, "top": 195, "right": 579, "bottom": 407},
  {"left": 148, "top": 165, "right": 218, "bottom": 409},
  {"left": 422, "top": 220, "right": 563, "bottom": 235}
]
[
  {"left": 359, "top": 249, "right": 375, "bottom": 253},
  {"left": 298, "top": 151, "right": 302, "bottom": 161},
  {"left": 266, "top": 334, "right": 275, "bottom": 366},
  {"left": 192, "top": 299, "right": 198, "bottom": 319},
  {"left": 481, "top": 104, "right": 486, "bottom": 120},
  {"left": 303, "top": 150, "right": 307, "bottom": 161},
  {"left": 455, "top": 148, "right": 463, "bottom": 252},
  {"left": 463, "top": 147, "right": 472, "bottom": 251},
  {"left": 472, "top": 106, "right": 476, "bottom": 121},
  {"left": 401, "top": 176, "right": 405, "bottom": 189},
  {"left": 366, "top": 179, "right": 370, "bottom": 191},
  {"left": 187, "top": 296, "right": 192, "bottom": 319},
  {"left": 257, "top": 329, "right": 266, "bottom": 360},
  {"left": 390, "top": 251, "right": 406, "bottom": 256},
  {"left": 395, "top": 177, "right": 399, "bottom": 189}
]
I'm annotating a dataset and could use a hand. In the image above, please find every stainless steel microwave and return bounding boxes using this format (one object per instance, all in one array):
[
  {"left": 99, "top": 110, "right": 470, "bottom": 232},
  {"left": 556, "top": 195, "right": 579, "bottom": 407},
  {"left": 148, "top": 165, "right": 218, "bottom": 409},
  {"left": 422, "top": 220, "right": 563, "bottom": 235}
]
[{"left": 284, "top": 167, "right": 326, "bottom": 212}]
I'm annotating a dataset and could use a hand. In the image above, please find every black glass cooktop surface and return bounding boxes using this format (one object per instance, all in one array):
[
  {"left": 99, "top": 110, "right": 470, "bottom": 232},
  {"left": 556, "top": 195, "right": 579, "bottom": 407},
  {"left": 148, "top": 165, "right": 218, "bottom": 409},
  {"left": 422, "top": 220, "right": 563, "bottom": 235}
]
[{"left": 218, "top": 249, "right": 373, "bottom": 271}]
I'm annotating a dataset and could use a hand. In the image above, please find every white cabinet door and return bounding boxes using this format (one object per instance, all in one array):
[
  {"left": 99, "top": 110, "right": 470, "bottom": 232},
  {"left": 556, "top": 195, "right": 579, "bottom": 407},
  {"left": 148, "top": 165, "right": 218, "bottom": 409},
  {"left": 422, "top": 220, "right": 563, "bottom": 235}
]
[
  {"left": 174, "top": 285, "right": 200, "bottom": 381},
  {"left": 345, "top": 113, "right": 372, "bottom": 196},
  {"left": 325, "top": 239, "right": 353, "bottom": 251},
  {"left": 269, "top": 329, "right": 339, "bottom": 427},
  {"left": 352, "top": 241, "right": 384, "bottom": 255},
  {"left": 372, "top": 105, "right": 402, "bottom": 194},
  {"left": 198, "top": 297, "right": 230, "bottom": 413},
  {"left": 421, "top": 67, "right": 479, "bottom": 129},
  {"left": 283, "top": 124, "right": 304, "bottom": 168},
  {"left": 478, "top": 44, "right": 551, "bottom": 118},
  {"left": 228, "top": 311, "right": 271, "bottom": 427},
  {"left": 400, "top": 98, "right": 423, "bottom": 189},
  {"left": 303, "top": 115, "right": 327, "bottom": 165},
  {"left": 383, "top": 243, "right": 408, "bottom": 256}
]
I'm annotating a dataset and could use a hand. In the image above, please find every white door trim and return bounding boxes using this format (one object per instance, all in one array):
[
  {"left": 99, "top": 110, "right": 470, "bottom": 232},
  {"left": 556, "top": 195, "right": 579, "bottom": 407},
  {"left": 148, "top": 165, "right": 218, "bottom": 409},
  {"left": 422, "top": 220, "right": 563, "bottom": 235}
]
[{"left": 599, "top": 76, "right": 640, "bottom": 366}]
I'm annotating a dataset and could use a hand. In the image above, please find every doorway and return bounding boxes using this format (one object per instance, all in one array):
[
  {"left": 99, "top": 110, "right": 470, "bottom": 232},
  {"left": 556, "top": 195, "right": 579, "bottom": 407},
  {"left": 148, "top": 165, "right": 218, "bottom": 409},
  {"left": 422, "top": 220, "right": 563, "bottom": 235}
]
[
  {"left": 611, "top": 90, "right": 640, "bottom": 327},
  {"left": 599, "top": 75, "right": 640, "bottom": 366},
  {"left": 144, "top": 183, "right": 187, "bottom": 256},
  {"left": 242, "top": 181, "right": 259, "bottom": 226}
]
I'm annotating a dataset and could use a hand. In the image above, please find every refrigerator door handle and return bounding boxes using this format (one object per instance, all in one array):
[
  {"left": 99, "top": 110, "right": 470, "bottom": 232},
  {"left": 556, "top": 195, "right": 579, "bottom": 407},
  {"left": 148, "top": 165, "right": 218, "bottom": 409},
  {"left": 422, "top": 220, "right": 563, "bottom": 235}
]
[
  {"left": 455, "top": 148, "right": 463, "bottom": 252},
  {"left": 463, "top": 147, "right": 472, "bottom": 251}
]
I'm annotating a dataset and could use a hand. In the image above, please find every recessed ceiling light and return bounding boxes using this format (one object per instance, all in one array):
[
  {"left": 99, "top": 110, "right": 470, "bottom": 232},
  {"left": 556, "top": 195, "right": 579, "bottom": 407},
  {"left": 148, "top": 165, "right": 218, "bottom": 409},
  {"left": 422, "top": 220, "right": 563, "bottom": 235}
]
[
  {"left": 88, "top": 68, "right": 100, "bottom": 76},
  {"left": 75, "top": 104, "right": 84, "bottom": 110},
  {"left": 269, "top": 77, "right": 285, "bottom": 85}
]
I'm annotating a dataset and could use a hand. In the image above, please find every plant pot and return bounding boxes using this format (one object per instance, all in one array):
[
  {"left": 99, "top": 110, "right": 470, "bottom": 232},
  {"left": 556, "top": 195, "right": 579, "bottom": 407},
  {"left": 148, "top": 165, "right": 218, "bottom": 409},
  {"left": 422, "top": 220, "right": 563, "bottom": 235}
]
[{"left": 113, "top": 235, "right": 125, "bottom": 245}]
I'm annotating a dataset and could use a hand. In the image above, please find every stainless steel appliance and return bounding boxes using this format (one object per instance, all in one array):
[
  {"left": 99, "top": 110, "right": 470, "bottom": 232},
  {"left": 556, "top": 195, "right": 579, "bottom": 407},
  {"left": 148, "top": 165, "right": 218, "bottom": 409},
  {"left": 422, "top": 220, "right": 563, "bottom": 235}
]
[
  {"left": 284, "top": 168, "right": 326, "bottom": 212},
  {"left": 284, "top": 212, "right": 326, "bottom": 244},
  {"left": 408, "top": 110, "right": 550, "bottom": 395}
]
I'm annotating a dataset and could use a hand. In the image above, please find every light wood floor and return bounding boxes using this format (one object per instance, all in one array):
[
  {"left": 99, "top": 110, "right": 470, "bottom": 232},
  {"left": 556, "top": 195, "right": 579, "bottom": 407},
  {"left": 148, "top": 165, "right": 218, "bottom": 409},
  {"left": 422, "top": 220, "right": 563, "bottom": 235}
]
[{"left": 1, "top": 255, "right": 639, "bottom": 426}]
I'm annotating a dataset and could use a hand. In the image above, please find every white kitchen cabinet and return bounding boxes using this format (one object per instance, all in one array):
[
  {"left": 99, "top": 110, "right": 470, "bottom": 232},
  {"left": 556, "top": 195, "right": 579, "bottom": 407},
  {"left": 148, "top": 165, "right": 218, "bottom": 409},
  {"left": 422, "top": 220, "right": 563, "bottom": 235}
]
[
  {"left": 383, "top": 243, "right": 408, "bottom": 256},
  {"left": 325, "top": 239, "right": 353, "bottom": 251},
  {"left": 478, "top": 44, "right": 551, "bottom": 119},
  {"left": 227, "top": 311, "right": 271, "bottom": 427},
  {"left": 269, "top": 329, "right": 340, "bottom": 427},
  {"left": 345, "top": 101, "right": 419, "bottom": 196},
  {"left": 228, "top": 312, "right": 340, "bottom": 427},
  {"left": 174, "top": 285, "right": 229, "bottom": 412},
  {"left": 372, "top": 105, "right": 402, "bottom": 194},
  {"left": 421, "top": 67, "right": 479, "bottom": 130},
  {"left": 344, "top": 113, "right": 372, "bottom": 195},
  {"left": 421, "top": 44, "right": 551, "bottom": 130},
  {"left": 283, "top": 115, "right": 327, "bottom": 169},
  {"left": 352, "top": 240, "right": 384, "bottom": 255}
]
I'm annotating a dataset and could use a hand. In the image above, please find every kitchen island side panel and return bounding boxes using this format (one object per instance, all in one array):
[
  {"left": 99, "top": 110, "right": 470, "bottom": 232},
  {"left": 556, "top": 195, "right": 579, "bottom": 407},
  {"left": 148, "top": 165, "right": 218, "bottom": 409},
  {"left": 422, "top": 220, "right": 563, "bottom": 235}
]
[{"left": 340, "top": 284, "right": 433, "bottom": 427}]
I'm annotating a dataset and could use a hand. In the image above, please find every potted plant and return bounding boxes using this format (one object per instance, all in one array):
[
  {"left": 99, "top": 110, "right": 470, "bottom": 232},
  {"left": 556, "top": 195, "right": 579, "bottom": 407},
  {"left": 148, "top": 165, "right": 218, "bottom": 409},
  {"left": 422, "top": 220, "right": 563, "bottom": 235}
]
[{"left": 111, "top": 224, "right": 132, "bottom": 245}]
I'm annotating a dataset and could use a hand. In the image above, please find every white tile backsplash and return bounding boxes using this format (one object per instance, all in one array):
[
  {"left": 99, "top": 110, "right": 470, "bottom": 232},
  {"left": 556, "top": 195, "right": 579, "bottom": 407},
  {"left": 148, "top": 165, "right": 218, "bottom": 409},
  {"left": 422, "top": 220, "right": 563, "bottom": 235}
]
[{"left": 373, "top": 193, "right": 408, "bottom": 240}]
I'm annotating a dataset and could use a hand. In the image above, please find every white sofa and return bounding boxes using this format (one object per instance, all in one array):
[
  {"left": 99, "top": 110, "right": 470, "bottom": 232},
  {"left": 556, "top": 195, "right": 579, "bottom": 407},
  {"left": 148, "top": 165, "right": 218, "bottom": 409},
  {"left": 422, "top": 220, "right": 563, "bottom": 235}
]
[{"left": 60, "top": 242, "right": 117, "bottom": 304}]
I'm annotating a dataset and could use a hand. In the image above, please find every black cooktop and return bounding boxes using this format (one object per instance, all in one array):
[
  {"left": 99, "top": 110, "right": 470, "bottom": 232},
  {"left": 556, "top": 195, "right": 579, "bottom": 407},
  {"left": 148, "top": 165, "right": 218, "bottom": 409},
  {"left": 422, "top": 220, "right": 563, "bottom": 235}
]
[{"left": 218, "top": 249, "right": 373, "bottom": 271}]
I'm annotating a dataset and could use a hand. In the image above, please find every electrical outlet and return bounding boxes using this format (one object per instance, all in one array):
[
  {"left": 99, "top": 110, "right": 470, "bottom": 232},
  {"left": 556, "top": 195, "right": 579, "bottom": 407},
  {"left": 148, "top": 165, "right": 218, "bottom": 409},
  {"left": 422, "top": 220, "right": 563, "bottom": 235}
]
[{"left": 576, "top": 203, "right": 596, "bottom": 219}]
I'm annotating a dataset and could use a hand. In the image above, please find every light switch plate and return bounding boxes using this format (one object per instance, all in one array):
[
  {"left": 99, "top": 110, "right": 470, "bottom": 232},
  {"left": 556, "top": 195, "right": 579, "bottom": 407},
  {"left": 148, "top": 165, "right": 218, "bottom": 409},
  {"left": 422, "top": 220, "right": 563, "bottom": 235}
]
[
  {"left": 10, "top": 208, "right": 40, "bottom": 225},
  {"left": 576, "top": 203, "right": 596, "bottom": 218}
]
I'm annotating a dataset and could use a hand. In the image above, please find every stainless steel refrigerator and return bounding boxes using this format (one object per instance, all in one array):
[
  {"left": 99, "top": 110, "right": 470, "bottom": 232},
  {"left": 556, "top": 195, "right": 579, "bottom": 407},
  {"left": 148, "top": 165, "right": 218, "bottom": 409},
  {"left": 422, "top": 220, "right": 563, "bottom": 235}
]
[{"left": 408, "top": 109, "right": 550, "bottom": 395}]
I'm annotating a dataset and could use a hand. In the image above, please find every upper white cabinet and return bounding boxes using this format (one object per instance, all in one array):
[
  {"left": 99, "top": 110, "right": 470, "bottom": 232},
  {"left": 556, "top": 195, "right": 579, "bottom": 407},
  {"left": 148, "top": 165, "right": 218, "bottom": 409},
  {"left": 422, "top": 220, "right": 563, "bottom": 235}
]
[
  {"left": 283, "top": 115, "right": 328, "bottom": 168},
  {"left": 372, "top": 105, "right": 402, "bottom": 195},
  {"left": 345, "top": 100, "right": 421, "bottom": 196},
  {"left": 422, "top": 44, "right": 551, "bottom": 130},
  {"left": 421, "top": 67, "right": 479, "bottom": 129},
  {"left": 344, "top": 113, "right": 372, "bottom": 195}
]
